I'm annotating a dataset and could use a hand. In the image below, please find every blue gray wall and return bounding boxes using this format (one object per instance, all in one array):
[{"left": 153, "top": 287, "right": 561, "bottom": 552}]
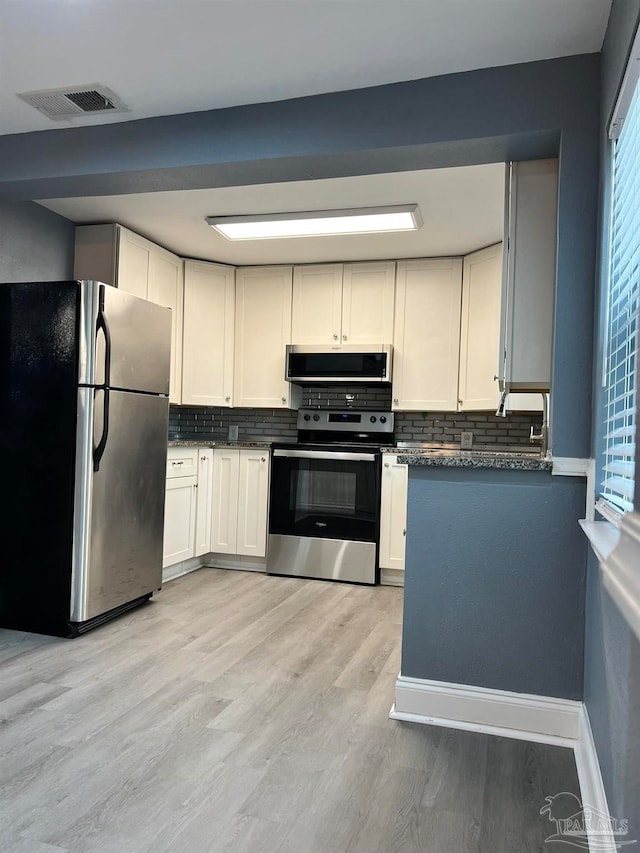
[
  {"left": 402, "top": 467, "right": 586, "bottom": 699},
  {"left": 584, "top": 0, "right": 640, "bottom": 839},
  {"left": 0, "top": 53, "right": 600, "bottom": 459},
  {"left": 0, "top": 199, "right": 74, "bottom": 282}
]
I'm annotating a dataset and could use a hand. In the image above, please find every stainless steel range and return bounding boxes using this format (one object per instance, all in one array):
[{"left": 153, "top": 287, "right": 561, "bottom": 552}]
[{"left": 267, "top": 409, "right": 394, "bottom": 585}]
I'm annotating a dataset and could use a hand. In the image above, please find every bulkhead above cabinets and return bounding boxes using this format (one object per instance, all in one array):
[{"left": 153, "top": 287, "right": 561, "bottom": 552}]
[{"left": 73, "top": 157, "right": 557, "bottom": 415}]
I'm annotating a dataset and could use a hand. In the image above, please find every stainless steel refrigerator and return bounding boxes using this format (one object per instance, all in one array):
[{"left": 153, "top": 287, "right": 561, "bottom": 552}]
[{"left": 0, "top": 280, "right": 171, "bottom": 637}]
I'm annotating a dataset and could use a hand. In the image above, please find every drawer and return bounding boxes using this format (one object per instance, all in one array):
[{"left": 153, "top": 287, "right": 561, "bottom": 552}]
[{"left": 166, "top": 447, "right": 198, "bottom": 478}]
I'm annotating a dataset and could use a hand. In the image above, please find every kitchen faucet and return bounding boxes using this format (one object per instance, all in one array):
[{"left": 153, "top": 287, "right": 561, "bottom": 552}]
[{"left": 529, "top": 392, "right": 550, "bottom": 457}]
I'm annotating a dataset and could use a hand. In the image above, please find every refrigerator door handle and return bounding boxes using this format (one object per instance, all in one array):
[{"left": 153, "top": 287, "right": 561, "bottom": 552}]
[
  {"left": 93, "top": 387, "right": 110, "bottom": 473},
  {"left": 96, "top": 285, "right": 112, "bottom": 388},
  {"left": 93, "top": 289, "right": 112, "bottom": 473}
]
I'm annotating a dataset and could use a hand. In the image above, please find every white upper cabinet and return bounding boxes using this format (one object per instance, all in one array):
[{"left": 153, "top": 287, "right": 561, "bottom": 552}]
[
  {"left": 116, "top": 228, "right": 151, "bottom": 300},
  {"left": 147, "top": 249, "right": 183, "bottom": 405},
  {"left": 234, "top": 266, "right": 298, "bottom": 408},
  {"left": 291, "top": 261, "right": 395, "bottom": 346},
  {"left": 182, "top": 261, "right": 235, "bottom": 407},
  {"left": 501, "top": 158, "right": 558, "bottom": 392},
  {"left": 459, "top": 244, "right": 502, "bottom": 411},
  {"left": 292, "top": 264, "right": 343, "bottom": 346},
  {"left": 392, "top": 258, "right": 463, "bottom": 411},
  {"left": 74, "top": 224, "right": 184, "bottom": 404},
  {"left": 342, "top": 261, "right": 395, "bottom": 345}
]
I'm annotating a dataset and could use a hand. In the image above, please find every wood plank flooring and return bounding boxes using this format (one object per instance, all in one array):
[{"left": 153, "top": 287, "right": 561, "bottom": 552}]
[{"left": 0, "top": 568, "right": 580, "bottom": 852}]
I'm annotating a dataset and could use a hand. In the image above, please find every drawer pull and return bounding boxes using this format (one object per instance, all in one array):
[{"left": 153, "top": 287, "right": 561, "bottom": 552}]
[{"left": 172, "top": 461, "right": 184, "bottom": 466}]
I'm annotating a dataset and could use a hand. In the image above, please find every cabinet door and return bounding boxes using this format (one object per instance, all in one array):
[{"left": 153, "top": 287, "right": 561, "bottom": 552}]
[
  {"left": 342, "top": 261, "right": 395, "bottom": 344},
  {"left": 148, "top": 249, "right": 184, "bottom": 405},
  {"left": 163, "top": 476, "right": 197, "bottom": 568},
  {"left": 501, "top": 158, "right": 557, "bottom": 390},
  {"left": 74, "top": 224, "right": 119, "bottom": 285},
  {"left": 117, "top": 227, "right": 151, "bottom": 300},
  {"left": 379, "top": 454, "right": 408, "bottom": 571},
  {"left": 195, "top": 449, "right": 214, "bottom": 558},
  {"left": 459, "top": 244, "right": 502, "bottom": 411},
  {"left": 182, "top": 261, "right": 235, "bottom": 407},
  {"left": 234, "top": 267, "right": 293, "bottom": 408},
  {"left": 236, "top": 449, "right": 270, "bottom": 558},
  {"left": 291, "top": 264, "right": 343, "bottom": 345},
  {"left": 211, "top": 448, "right": 240, "bottom": 554},
  {"left": 392, "top": 259, "right": 463, "bottom": 411}
]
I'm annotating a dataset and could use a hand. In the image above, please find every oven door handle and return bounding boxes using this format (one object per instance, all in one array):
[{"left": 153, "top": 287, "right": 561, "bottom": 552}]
[{"left": 273, "top": 449, "right": 378, "bottom": 462}]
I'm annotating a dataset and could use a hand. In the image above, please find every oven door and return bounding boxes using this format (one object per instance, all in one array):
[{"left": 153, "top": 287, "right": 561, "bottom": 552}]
[{"left": 269, "top": 448, "right": 379, "bottom": 542}]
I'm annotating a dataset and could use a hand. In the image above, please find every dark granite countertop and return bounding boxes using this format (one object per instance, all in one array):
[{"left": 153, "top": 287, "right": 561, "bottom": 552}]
[
  {"left": 168, "top": 439, "right": 274, "bottom": 449},
  {"left": 394, "top": 448, "right": 552, "bottom": 470}
]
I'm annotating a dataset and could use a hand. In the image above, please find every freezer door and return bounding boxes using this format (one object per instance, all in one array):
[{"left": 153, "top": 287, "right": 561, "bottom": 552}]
[
  {"left": 78, "top": 280, "right": 171, "bottom": 395},
  {"left": 71, "top": 387, "right": 169, "bottom": 623}
]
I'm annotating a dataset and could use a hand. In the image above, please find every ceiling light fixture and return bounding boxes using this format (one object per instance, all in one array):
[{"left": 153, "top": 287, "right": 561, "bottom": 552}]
[{"left": 206, "top": 204, "right": 422, "bottom": 241}]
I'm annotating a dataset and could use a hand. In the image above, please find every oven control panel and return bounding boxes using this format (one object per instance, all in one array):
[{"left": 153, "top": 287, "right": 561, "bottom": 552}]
[{"left": 297, "top": 409, "right": 394, "bottom": 434}]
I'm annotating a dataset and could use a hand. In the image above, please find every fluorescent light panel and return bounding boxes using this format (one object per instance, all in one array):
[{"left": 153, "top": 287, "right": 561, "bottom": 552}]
[{"left": 206, "top": 205, "right": 422, "bottom": 240}]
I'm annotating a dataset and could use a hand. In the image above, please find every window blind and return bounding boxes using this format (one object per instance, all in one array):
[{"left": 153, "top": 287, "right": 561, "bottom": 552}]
[{"left": 601, "top": 76, "right": 640, "bottom": 517}]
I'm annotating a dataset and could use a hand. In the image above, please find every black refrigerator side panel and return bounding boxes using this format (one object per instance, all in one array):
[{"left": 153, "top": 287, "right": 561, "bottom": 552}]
[{"left": 0, "top": 282, "right": 80, "bottom": 636}]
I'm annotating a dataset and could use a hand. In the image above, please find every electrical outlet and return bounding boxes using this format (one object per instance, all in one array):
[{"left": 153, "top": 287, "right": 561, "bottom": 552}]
[
  {"left": 228, "top": 424, "right": 239, "bottom": 441},
  {"left": 460, "top": 431, "right": 474, "bottom": 450}
]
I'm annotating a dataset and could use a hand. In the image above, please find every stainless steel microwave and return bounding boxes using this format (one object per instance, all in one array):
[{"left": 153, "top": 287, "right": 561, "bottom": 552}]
[{"left": 285, "top": 344, "right": 392, "bottom": 383}]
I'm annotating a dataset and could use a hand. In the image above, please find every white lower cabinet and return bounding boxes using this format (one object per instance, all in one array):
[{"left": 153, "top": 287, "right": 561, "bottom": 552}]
[
  {"left": 236, "top": 450, "right": 270, "bottom": 557},
  {"left": 379, "top": 454, "right": 408, "bottom": 572},
  {"left": 211, "top": 448, "right": 240, "bottom": 554},
  {"left": 194, "top": 449, "right": 214, "bottom": 557},
  {"left": 211, "top": 448, "right": 270, "bottom": 559},
  {"left": 163, "top": 447, "right": 212, "bottom": 569},
  {"left": 163, "top": 475, "right": 198, "bottom": 568}
]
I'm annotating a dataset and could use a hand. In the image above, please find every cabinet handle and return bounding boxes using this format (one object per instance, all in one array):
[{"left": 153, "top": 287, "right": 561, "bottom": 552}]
[
  {"left": 261, "top": 457, "right": 266, "bottom": 462},
  {"left": 225, "top": 396, "right": 231, "bottom": 402},
  {"left": 333, "top": 333, "right": 339, "bottom": 340},
  {"left": 384, "top": 462, "right": 389, "bottom": 468},
  {"left": 343, "top": 334, "right": 347, "bottom": 341},
  {"left": 281, "top": 397, "right": 286, "bottom": 404},
  {"left": 172, "top": 460, "right": 184, "bottom": 466},
  {"left": 201, "top": 456, "right": 207, "bottom": 462},
  {"left": 194, "top": 483, "right": 198, "bottom": 489},
  {"left": 403, "top": 529, "right": 406, "bottom": 536},
  {"left": 393, "top": 398, "right": 399, "bottom": 405}
]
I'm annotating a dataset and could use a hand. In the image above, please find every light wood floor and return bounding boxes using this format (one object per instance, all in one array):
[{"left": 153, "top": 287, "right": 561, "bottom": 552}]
[{"left": 0, "top": 568, "right": 580, "bottom": 852}]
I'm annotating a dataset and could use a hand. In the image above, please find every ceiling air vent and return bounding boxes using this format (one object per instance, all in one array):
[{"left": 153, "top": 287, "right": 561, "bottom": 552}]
[{"left": 16, "top": 84, "right": 127, "bottom": 120}]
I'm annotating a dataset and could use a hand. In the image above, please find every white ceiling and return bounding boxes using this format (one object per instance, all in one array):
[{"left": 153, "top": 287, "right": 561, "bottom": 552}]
[
  {"left": 39, "top": 163, "right": 506, "bottom": 264},
  {"left": 0, "top": 0, "right": 611, "bottom": 137}
]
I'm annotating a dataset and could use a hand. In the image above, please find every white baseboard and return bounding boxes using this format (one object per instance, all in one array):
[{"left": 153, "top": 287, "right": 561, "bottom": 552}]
[
  {"left": 162, "top": 556, "right": 204, "bottom": 583},
  {"left": 390, "top": 675, "right": 580, "bottom": 746},
  {"left": 574, "top": 705, "right": 617, "bottom": 853},
  {"left": 380, "top": 568, "right": 404, "bottom": 587},
  {"left": 205, "top": 554, "right": 267, "bottom": 573}
]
